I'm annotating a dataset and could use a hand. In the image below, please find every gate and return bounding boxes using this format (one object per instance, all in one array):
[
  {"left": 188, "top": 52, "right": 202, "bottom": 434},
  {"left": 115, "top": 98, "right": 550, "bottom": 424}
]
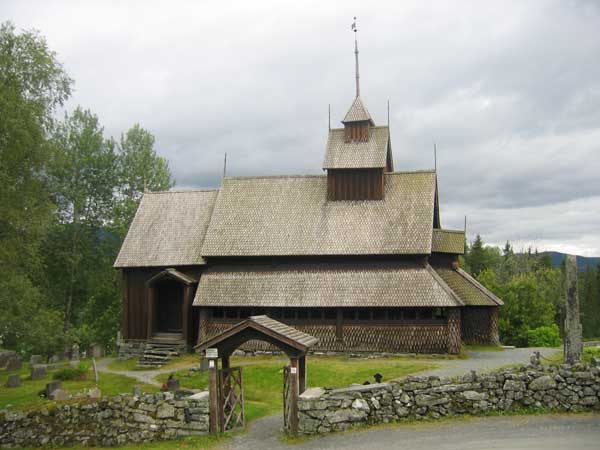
[
  {"left": 283, "top": 365, "right": 292, "bottom": 431},
  {"left": 218, "top": 367, "right": 244, "bottom": 432}
]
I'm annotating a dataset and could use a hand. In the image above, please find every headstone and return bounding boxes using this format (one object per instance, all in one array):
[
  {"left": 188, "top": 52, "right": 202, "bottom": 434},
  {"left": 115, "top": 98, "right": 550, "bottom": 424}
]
[
  {"left": 87, "top": 387, "right": 101, "bottom": 399},
  {"left": 564, "top": 255, "right": 583, "bottom": 364},
  {"left": 30, "top": 364, "right": 47, "bottom": 380},
  {"left": 0, "top": 351, "right": 17, "bottom": 368},
  {"left": 29, "top": 355, "right": 43, "bottom": 366},
  {"left": 6, "top": 356, "right": 22, "bottom": 371},
  {"left": 49, "top": 389, "right": 69, "bottom": 401},
  {"left": 166, "top": 375, "right": 180, "bottom": 391},
  {"left": 530, "top": 351, "right": 541, "bottom": 366},
  {"left": 45, "top": 380, "right": 62, "bottom": 397},
  {"left": 49, "top": 354, "right": 61, "bottom": 364},
  {"left": 88, "top": 343, "right": 105, "bottom": 358},
  {"left": 71, "top": 343, "right": 80, "bottom": 361},
  {"left": 7, "top": 374, "right": 21, "bottom": 388},
  {"left": 132, "top": 386, "right": 141, "bottom": 396}
]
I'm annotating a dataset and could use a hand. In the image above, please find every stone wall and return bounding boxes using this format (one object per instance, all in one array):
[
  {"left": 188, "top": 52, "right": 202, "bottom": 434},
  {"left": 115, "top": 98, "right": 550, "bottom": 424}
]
[
  {"left": 0, "top": 391, "right": 209, "bottom": 448},
  {"left": 298, "top": 361, "right": 600, "bottom": 434}
]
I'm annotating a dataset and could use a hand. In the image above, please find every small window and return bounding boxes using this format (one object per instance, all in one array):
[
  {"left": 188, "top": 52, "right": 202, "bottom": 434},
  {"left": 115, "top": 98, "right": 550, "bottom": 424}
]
[
  {"left": 388, "top": 309, "right": 402, "bottom": 320},
  {"left": 372, "top": 309, "right": 386, "bottom": 320},
  {"left": 212, "top": 308, "right": 224, "bottom": 319},
  {"left": 253, "top": 308, "right": 266, "bottom": 316},
  {"left": 297, "top": 309, "right": 309, "bottom": 320},
  {"left": 324, "top": 309, "right": 337, "bottom": 320},
  {"left": 310, "top": 309, "right": 322, "bottom": 320},
  {"left": 419, "top": 308, "right": 434, "bottom": 320},
  {"left": 404, "top": 309, "right": 417, "bottom": 320},
  {"left": 357, "top": 309, "right": 371, "bottom": 321},
  {"left": 434, "top": 308, "right": 446, "bottom": 320},
  {"left": 342, "top": 309, "right": 355, "bottom": 320}
]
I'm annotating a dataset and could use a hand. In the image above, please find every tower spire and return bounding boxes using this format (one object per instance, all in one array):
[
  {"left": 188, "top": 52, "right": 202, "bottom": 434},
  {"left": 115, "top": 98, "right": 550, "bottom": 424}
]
[{"left": 352, "top": 17, "right": 360, "bottom": 98}]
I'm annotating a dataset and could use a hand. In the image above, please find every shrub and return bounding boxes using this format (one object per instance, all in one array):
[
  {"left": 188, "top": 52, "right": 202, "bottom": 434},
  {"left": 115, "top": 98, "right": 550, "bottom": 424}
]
[
  {"left": 527, "top": 324, "right": 562, "bottom": 347},
  {"left": 53, "top": 362, "right": 89, "bottom": 381}
]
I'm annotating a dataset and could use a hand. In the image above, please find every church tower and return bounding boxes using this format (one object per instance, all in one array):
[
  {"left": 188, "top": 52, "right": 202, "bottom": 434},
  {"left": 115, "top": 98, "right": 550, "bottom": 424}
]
[{"left": 323, "top": 22, "right": 393, "bottom": 200}]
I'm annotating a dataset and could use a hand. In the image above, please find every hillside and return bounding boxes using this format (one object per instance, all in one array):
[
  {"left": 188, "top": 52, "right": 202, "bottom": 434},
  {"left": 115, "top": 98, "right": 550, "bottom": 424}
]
[{"left": 539, "top": 251, "right": 600, "bottom": 271}]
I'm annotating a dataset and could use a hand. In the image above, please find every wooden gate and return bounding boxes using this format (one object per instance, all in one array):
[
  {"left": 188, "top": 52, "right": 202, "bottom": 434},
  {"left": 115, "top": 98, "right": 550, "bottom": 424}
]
[
  {"left": 218, "top": 367, "right": 244, "bottom": 432},
  {"left": 283, "top": 365, "right": 292, "bottom": 431}
]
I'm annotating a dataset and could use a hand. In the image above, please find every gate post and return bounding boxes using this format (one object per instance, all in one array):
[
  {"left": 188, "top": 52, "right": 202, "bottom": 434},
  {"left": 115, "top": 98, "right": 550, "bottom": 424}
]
[
  {"left": 289, "top": 357, "right": 299, "bottom": 434},
  {"left": 207, "top": 352, "right": 219, "bottom": 434}
]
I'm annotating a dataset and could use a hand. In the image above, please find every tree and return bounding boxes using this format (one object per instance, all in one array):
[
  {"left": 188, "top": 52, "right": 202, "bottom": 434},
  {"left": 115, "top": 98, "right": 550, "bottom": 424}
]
[
  {"left": 47, "top": 107, "right": 118, "bottom": 331},
  {"left": 0, "top": 22, "right": 72, "bottom": 353},
  {"left": 112, "top": 124, "right": 173, "bottom": 237}
]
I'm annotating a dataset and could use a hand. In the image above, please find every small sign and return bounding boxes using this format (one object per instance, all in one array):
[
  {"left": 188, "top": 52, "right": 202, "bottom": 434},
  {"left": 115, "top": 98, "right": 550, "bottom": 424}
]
[
  {"left": 206, "top": 348, "right": 218, "bottom": 359},
  {"left": 290, "top": 367, "right": 297, "bottom": 374},
  {"left": 209, "top": 360, "right": 215, "bottom": 368}
]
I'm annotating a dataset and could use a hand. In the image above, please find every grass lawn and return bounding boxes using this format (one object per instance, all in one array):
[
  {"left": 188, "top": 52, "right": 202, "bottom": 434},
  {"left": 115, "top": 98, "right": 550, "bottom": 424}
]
[
  {"left": 583, "top": 346, "right": 600, "bottom": 363},
  {"left": 0, "top": 361, "right": 157, "bottom": 410},
  {"left": 157, "top": 355, "right": 438, "bottom": 423}
]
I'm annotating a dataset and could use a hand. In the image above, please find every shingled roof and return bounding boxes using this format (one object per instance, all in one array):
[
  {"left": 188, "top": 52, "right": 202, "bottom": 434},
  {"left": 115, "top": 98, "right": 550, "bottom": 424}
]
[
  {"left": 201, "top": 171, "right": 437, "bottom": 257},
  {"left": 323, "top": 126, "right": 390, "bottom": 169},
  {"left": 432, "top": 229, "right": 465, "bottom": 254},
  {"left": 433, "top": 267, "right": 503, "bottom": 306},
  {"left": 342, "top": 96, "right": 374, "bottom": 124},
  {"left": 193, "top": 262, "right": 463, "bottom": 308},
  {"left": 114, "top": 190, "right": 218, "bottom": 268}
]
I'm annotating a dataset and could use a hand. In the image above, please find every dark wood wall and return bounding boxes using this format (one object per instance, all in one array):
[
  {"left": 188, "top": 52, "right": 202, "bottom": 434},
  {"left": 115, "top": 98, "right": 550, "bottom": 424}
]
[
  {"left": 327, "top": 168, "right": 384, "bottom": 201},
  {"left": 344, "top": 122, "right": 370, "bottom": 142},
  {"left": 121, "top": 266, "right": 203, "bottom": 341}
]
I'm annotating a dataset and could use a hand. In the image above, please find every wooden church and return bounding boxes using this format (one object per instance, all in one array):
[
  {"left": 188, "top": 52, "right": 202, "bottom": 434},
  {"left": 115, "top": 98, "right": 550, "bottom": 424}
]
[{"left": 114, "top": 36, "right": 503, "bottom": 361}]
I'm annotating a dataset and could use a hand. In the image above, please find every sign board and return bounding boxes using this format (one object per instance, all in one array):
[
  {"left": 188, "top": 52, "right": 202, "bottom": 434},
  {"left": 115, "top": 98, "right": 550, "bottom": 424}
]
[
  {"left": 205, "top": 348, "right": 218, "bottom": 359},
  {"left": 290, "top": 367, "right": 297, "bottom": 374},
  {"left": 209, "top": 360, "right": 215, "bottom": 368}
]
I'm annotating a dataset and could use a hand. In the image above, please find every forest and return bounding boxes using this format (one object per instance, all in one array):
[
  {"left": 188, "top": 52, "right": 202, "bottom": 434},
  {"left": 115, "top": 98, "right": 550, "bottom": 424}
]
[{"left": 1, "top": 23, "right": 599, "bottom": 357}]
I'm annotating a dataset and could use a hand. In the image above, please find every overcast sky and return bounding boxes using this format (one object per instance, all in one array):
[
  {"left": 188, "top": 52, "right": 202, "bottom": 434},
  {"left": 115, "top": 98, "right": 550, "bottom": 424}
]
[{"left": 3, "top": 0, "right": 599, "bottom": 256}]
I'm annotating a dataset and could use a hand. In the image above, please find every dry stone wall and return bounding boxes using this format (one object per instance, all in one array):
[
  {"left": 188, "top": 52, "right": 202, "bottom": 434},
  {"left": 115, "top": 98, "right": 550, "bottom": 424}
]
[
  {"left": 0, "top": 391, "right": 209, "bottom": 448},
  {"left": 298, "top": 362, "right": 600, "bottom": 434}
]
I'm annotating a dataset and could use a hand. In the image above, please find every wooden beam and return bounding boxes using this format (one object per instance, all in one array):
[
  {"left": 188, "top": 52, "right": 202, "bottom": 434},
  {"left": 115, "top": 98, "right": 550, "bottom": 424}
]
[
  {"left": 146, "top": 286, "right": 154, "bottom": 340},
  {"left": 208, "top": 357, "right": 219, "bottom": 434},
  {"left": 289, "top": 357, "right": 299, "bottom": 434},
  {"left": 299, "top": 355, "right": 306, "bottom": 394}
]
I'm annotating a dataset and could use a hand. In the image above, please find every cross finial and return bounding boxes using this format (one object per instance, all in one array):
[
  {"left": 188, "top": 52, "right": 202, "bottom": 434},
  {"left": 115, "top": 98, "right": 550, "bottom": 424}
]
[{"left": 352, "top": 17, "right": 360, "bottom": 98}]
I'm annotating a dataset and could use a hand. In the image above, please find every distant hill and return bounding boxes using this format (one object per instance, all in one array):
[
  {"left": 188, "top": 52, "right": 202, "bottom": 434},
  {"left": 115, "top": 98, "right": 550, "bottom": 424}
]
[{"left": 539, "top": 251, "right": 600, "bottom": 271}]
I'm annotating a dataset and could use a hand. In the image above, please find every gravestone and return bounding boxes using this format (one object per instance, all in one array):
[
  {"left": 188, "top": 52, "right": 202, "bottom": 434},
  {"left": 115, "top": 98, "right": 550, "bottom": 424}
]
[
  {"left": 45, "top": 380, "right": 62, "bottom": 397},
  {"left": 49, "top": 354, "right": 62, "bottom": 364},
  {"left": 71, "top": 343, "right": 80, "bottom": 361},
  {"left": 132, "top": 386, "right": 141, "bottom": 396},
  {"left": 0, "top": 351, "right": 17, "bottom": 368},
  {"left": 30, "top": 355, "right": 43, "bottom": 365},
  {"left": 88, "top": 343, "right": 105, "bottom": 358},
  {"left": 166, "top": 375, "right": 180, "bottom": 391},
  {"left": 7, "top": 374, "right": 21, "bottom": 388},
  {"left": 30, "top": 364, "right": 47, "bottom": 380},
  {"left": 6, "top": 356, "right": 23, "bottom": 371},
  {"left": 88, "top": 387, "right": 101, "bottom": 399},
  {"left": 49, "top": 389, "right": 69, "bottom": 401},
  {"left": 564, "top": 255, "right": 583, "bottom": 364}
]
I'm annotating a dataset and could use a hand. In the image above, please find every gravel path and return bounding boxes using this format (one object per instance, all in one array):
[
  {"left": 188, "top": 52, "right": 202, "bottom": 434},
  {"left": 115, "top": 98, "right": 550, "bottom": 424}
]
[
  {"left": 416, "top": 346, "right": 561, "bottom": 379},
  {"left": 95, "top": 358, "right": 175, "bottom": 386}
]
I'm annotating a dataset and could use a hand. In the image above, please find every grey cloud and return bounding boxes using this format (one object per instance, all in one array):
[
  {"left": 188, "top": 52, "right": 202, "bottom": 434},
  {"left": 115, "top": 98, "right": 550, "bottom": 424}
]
[{"left": 2, "top": 0, "right": 599, "bottom": 255}]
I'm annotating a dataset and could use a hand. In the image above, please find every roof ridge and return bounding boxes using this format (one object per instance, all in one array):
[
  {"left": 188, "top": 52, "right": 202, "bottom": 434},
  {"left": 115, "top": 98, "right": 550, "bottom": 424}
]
[
  {"left": 434, "top": 228, "right": 465, "bottom": 234},
  {"left": 144, "top": 189, "right": 218, "bottom": 194},
  {"left": 224, "top": 174, "right": 325, "bottom": 181},
  {"left": 386, "top": 170, "right": 436, "bottom": 175}
]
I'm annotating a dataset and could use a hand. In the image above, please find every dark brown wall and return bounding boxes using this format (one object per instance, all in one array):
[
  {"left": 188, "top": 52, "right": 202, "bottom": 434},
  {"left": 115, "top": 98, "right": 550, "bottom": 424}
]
[
  {"left": 122, "top": 266, "right": 203, "bottom": 341},
  {"left": 344, "top": 122, "right": 370, "bottom": 142},
  {"left": 327, "top": 168, "right": 384, "bottom": 201}
]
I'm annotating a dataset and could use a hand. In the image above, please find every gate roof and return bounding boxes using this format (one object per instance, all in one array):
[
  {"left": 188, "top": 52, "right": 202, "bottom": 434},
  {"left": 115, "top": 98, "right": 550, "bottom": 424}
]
[{"left": 195, "top": 315, "right": 318, "bottom": 358}]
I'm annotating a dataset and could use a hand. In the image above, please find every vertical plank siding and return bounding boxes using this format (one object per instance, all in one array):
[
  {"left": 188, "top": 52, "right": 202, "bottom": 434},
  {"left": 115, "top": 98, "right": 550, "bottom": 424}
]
[{"left": 327, "top": 168, "right": 384, "bottom": 201}]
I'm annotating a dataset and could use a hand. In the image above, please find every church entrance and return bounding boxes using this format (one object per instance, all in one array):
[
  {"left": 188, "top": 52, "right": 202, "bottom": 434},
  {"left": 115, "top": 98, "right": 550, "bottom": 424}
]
[{"left": 155, "top": 279, "right": 183, "bottom": 333}]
